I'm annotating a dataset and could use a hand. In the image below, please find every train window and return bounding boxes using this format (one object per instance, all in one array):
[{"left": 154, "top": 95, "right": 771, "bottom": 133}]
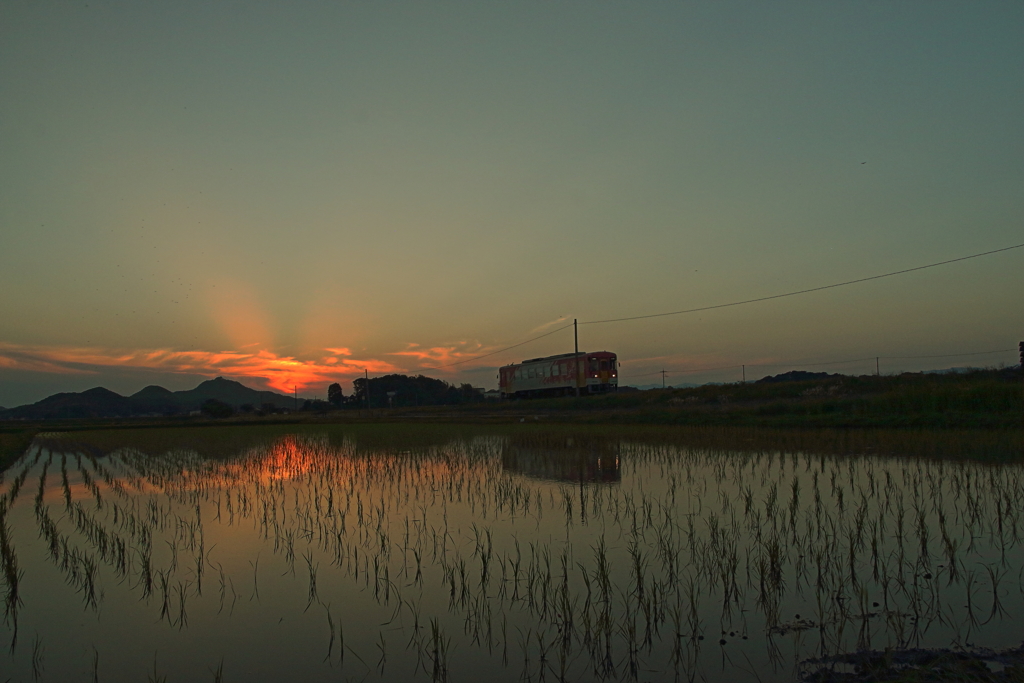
[
  {"left": 589, "top": 359, "right": 599, "bottom": 374},
  {"left": 600, "top": 360, "right": 609, "bottom": 371},
  {"left": 559, "top": 363, "right": 566, "bottom": 376}
]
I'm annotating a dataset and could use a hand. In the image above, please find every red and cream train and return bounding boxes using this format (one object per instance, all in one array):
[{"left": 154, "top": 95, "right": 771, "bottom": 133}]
[{"left": 499, "top": 351, "right": 618, "bottom": 399}]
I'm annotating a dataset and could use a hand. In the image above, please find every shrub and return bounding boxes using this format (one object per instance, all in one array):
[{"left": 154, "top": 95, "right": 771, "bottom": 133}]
[{"left": 200, "top": 399, "right": 235, "bottom": 419}]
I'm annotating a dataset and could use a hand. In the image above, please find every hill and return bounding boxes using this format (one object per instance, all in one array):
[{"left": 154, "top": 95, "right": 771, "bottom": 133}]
[
  {"left": 755, "top": 370, "right": 841, "bottom": 383},
  {"left": 0, "top": 377, "right": 294, "bottom": 420},
  {"left": 2, "top": 387, "right": 135, "bottom": 420},
  {"left": 174, "top": 377, "right": 295, "bottom": 411}
]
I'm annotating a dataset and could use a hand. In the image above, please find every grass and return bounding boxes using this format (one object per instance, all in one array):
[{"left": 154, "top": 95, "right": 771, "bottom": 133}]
[
  {"left": 475, "top": 366, "right": 1024, "bottom": 429},
  {"left": 0, "top": 430, "right": 37, "bottom": 473}
]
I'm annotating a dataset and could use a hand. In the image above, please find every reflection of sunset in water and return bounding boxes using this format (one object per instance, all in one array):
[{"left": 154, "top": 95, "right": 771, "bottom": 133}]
[
  {"left": 225, "top": 434, "right": 318, "bottom": 482},
  {"left": 190, "top": 434, "right": 463, "bottom": 491},
  {"left": 12, "top": 429, "right": 1024, "bottom": 683}
]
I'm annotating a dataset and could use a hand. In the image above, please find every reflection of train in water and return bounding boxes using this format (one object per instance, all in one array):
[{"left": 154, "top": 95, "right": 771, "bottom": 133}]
[
  {"left": 499, "top": 351, "right": 617, "bottom": 399},
  {"left": 501, "top": 447, "right": 621, "bottom": 484}
]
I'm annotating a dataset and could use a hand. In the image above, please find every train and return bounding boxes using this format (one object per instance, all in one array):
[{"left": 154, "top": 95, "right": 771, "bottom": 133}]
[{"left": 499, "top": 351, "right": 618, "bottom": 399}]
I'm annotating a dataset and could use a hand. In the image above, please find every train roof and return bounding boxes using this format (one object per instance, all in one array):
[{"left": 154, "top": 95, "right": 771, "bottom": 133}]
[{"left": 503, "top": 351, "right": 616, "bottom": 367}]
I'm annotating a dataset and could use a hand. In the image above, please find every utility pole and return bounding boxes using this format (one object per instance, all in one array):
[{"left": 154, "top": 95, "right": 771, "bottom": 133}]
[
  {"left": 1019, "top": 341, "right": 1023, "bottom": 425},
  {"left": 876, "top": 357, "right": 880, "bottom": 376},
  {"left": 742, "top": 365, "right": 745, "bottom": 383},
  {"left": 365, "top": 369, "right": 370, "bottom": 410},
  {"left": 293, "top": 385, "right": 297, "bottom": 411},
  {"left": 574, "top": 319, "right": 580, "bottom": 398},
  {"left": 661, "top": 370, "right": 667, "bottom": 389}
]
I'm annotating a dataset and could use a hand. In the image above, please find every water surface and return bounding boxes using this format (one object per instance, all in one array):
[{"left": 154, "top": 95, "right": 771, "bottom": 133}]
[{"left": 1, "top": 425, "right": 1021, "bottom": 682}]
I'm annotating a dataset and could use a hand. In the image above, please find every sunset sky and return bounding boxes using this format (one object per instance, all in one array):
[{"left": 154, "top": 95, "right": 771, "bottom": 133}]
[{"left": 1, "top": 2, "right": 1021, "bottom": 406}]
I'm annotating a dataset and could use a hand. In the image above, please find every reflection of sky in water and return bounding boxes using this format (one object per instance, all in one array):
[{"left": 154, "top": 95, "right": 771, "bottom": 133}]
[{"left": 2, "top": 430, "right": 1023, "bottom": 681}]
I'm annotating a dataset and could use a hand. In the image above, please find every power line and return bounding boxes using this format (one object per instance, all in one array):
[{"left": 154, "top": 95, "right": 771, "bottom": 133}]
[
  {"left": 884, "top": 348, "right": 1016, "bottom": 360},
  {"left": 439, "top": 323, "right": 574, "bottom": 367},
  {"left": 750, "top": 357, "right": 876, "bottom": 368},
  {"left": 626, "top": 364, "right": 743, "bottom": 378},
  {"left": 436, "top": 243, "right": 1022, "bottom": 370},
  {"left": 581, "top": 242, "right": 1024, "bottom": 325},
  {"left": 622, "top": 347, "right": 1017, "bottom": 382}
]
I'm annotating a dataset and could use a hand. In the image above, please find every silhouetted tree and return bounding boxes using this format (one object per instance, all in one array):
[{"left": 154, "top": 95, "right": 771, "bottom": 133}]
[
  {"left": 459, "top": 383, "right": 484, "bottom": 403},
  {"left": 346, "top": 374, "right": 483, "bottom": 408},
  {"left": 327, "top": 383, "right": 344, "bottom": 407},
  {"left": 200, "top": 399, "right": 234, "bottom": 418},
  {"left": 302, "top": 399, "right": 332, "bottom": 412}
]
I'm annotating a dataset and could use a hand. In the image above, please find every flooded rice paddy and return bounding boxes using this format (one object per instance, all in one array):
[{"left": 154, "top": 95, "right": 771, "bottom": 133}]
[{"left": 1, "top": 425, "right": 1022, "bottom": 682}]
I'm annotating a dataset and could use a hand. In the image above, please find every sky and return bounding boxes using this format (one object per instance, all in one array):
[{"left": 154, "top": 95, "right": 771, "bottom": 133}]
[{"left": 1, "top": 1, "right": 1022, "bottom": 406}]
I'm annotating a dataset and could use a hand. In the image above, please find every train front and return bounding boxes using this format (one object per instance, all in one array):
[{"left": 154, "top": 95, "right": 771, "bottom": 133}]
[{"left": 584, "top": 351, "right": 618, "bottom": 393}]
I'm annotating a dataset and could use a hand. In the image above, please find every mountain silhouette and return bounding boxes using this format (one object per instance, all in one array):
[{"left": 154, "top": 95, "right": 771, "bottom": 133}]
[
  {"left": 755, "top": 371, "right": 840, "bottom": 383},
  {"left": 176, "top": 377, "right": 289, "bottom": 408},
  {"left": 0, "top": 377, "right": 295, "bottom": 420}
]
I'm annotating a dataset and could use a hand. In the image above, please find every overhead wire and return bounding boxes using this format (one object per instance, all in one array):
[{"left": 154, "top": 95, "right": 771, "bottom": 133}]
[
  {"left": 622, "top": 347, "right": 1018, "bottom": 382},
  {"left": 439, "top": 323, "right": 574, "bottom": 368},
  {"left": 883, "top": 348, "right": 1017, "bottom": 360},
  {"left": 580, "top": 242, "right": 1024, "bottom": 325},
  {"left": 433, "top": 242, "right": 1023, "bottom": 369}
]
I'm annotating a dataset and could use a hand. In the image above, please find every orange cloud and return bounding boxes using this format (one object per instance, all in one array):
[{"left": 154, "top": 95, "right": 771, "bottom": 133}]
[{"left": 0, "top": 342, "right": 403, "bottom": 394}]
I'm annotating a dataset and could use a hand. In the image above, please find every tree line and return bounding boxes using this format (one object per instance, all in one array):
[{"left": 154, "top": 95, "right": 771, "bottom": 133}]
[
  {"left": 197, "top": 374, "right": 483, "bottom": 417},
  {"left": 334, "top": 374, "right": 482, "bottom": 409}
]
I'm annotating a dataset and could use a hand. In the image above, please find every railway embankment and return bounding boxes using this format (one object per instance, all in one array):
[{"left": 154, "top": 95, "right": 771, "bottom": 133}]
[
  {"left": 517, "top": 366, "right": 1024, "bottom": 429},
  {"left": 3, "top": 367, "right": 1021, "bottom": 436}
]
